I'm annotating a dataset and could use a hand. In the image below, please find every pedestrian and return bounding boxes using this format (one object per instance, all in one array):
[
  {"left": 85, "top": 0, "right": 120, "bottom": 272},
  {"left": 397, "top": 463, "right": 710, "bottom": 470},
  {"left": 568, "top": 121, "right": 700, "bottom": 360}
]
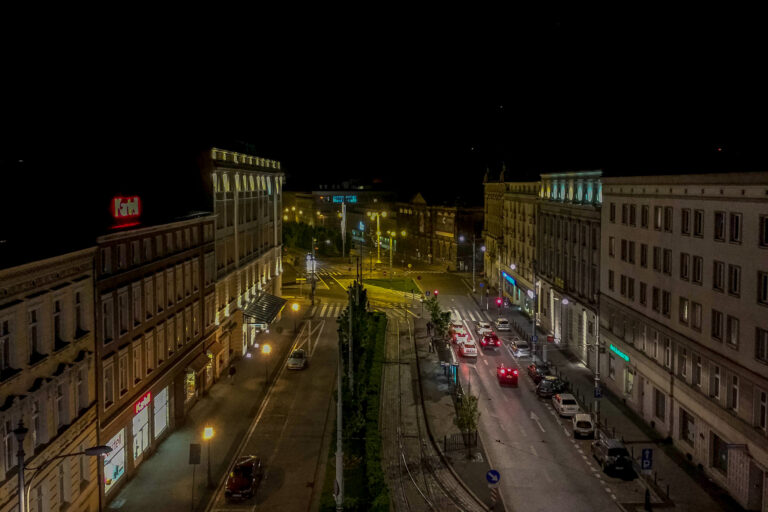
[{"left": 228, "top": 365, "right": 237, "bottom": 385}]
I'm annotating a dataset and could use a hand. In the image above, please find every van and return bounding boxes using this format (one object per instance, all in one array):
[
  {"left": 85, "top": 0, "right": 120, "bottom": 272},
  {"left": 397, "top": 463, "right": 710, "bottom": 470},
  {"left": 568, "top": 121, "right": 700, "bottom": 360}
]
[{"left": 591, "top": 436, "right": 633, "bottom": 474}]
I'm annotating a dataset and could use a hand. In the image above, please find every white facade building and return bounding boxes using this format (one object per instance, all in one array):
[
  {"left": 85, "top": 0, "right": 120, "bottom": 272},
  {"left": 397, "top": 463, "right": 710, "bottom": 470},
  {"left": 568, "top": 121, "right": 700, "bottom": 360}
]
[{"left": 600, "top": 173, "right": 768, "bottom": 511}]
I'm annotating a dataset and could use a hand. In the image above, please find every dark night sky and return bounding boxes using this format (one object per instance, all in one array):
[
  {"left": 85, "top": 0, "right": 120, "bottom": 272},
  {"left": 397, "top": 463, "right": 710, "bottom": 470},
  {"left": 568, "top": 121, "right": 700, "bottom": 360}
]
[{"left": 2, "top": 8, "right": 766, "bottom": 262}]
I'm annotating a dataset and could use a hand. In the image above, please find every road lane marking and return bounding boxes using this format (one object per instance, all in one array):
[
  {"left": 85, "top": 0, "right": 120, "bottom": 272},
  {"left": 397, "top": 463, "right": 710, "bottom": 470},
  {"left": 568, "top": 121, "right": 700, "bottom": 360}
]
[
  {"left": 530, "top": 444, "right": 538, "bottom": 456},
  {"left": 563, "top": 427, "right": 570, "bottom": 436},
  {"left": 320, "top": 304, "right": 328, "bottom": 317},
  {"left": 483, "top": 359, "right": 488, "bottom": 366},
  {"left": 611, "top": 494, "right": 616, "bottom": 500},
  {"left": 530, "top": 411, "right": 546, "bottom": 432}
]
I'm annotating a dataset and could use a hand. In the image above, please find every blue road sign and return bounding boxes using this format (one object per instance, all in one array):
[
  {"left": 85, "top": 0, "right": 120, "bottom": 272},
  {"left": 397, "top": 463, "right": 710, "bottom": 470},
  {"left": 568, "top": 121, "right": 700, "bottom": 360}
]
[
  {"left": 642, "top": 448, "right": 653, "bottom": 470},
  {"left": 486, "top": 469, "right": 501, "bottom": 485},
  {"left": 594, "top": 386, "right": 602, "bottom": 398},
  {"left": 425, "top": 290, "right": 431, "bottom": 296},
  {"left": 531, "top": 335, "right": 538, "bottom": 343},
  {"left": 479, "top": 283, "right": 485, "bottom": 288}
]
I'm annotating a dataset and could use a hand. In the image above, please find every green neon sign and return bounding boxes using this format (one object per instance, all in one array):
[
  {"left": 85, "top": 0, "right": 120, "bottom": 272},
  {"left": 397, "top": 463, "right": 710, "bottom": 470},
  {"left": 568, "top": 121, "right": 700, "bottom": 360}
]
[{"left": 609, "top": 344, "right": 630, "bottom": 362}]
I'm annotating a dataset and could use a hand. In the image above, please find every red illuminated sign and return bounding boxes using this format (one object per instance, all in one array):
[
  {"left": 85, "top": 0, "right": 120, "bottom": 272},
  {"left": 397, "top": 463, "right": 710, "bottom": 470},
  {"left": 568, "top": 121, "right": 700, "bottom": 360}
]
[
  {"left": 112, "top": 196, "right": 141, "bottom": 220},
  {"left": 134, "top": 390, "right": 152, "bottom": 415}
]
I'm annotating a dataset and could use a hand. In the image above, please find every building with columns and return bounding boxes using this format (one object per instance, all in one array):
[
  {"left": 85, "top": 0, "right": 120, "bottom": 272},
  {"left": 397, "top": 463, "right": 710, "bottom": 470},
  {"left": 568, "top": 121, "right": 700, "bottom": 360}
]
[
  {"left": 199, "top": 148, "right": 285, "bottom": 359},
  {"left": 0, "top": 248, "right": 99, "bottom": 512},
  {"left": 599, "top": 173, "right": 768, "bottom": 511},
  {"left": 536, "top": 171, "right": 602, "bottom": 366}
]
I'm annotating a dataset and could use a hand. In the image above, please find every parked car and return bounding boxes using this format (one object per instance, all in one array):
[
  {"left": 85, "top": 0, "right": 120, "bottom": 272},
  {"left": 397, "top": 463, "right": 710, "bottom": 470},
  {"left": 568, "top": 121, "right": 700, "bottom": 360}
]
[
  {"left": 452, "top": 326, "right": 469, "bottom": 344},
  {"left": 475, "top": 321, "right": 492, "bottom": 335},
  {"left": 496, "top": 364, "right": 518, "bottom": 386},
  {"left": 591, "top": 437, "right": 633, "bottom": 475},
  {"left": 480, "top": 332, "right": 501, "bottom": 349},
  {"left": 510, "top": 339, "right": 531, "bottom": 357},
  {"left": 495, "top": 318, "right": 511, "bottom": 331},
  {"left": 459, "top": 340, "right": 478, "bottom": 357},
  {"left": 572, "top": 413, "right": 595, "bottom": 439},
  {"left": 225, "top": 455, "right": 264, "bottom": 502},
  {"left": 536, "top": 375, "right": 566, "bottom": 398},
  {"left": 286, "top": 349, "right": 308, "bottom": 370},
  {"left": 552, "top": 393, "right": 580, "bottom": 417},
  {"left": 527, "top": 363, "right": 550, "bottom": 383}
]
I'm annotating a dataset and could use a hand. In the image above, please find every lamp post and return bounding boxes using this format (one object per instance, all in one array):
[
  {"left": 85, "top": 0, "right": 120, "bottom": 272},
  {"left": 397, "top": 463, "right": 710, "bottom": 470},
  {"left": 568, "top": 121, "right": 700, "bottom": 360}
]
[
  {"left": 560, "top": 297, "right": 569, "bottom": 345},
  {"left": 203, "top": 426, "right": 214, "bottom": 489},
  {"left": 387, "top": 230, "right": 405, "bottom": 281},
  {"left": 13, "top": 421, "right": 27, "bottom": 512},
  {"left": 367, "top": 210, "right": 386, "bottom": 264},
  {"left": 291, "top": 302, "right": 299, "bottom": 333},
  {"left": 262, "top": 343, "right": 272, "bottom": 390},
  {"left": 460, "top": 235, "right": 481, "bottom": 293}
]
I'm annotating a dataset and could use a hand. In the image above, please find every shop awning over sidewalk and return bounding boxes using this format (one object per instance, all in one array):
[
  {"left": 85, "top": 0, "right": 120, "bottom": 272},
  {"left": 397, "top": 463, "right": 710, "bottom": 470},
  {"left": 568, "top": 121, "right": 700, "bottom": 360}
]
[{"left": 243, "top": 292, "right": 287, "bottom": 326}]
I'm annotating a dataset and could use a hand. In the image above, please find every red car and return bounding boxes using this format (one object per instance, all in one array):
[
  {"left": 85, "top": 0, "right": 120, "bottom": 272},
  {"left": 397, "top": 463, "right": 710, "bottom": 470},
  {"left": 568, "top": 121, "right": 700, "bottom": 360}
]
[
  {"left": 225, "top": 455, "right": 264, "bottom": 502},
  {"left": 481, "top": 332, "right": 502, "bottom": 349},
  {"left": 497, "top": 364, "right": 518, "bottom": 386}
]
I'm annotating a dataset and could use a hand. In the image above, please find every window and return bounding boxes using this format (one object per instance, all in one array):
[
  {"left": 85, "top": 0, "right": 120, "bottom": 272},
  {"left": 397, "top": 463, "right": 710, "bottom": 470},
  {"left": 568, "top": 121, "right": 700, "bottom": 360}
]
[
  {"left": 184, "top": 261, "right": 192, "bottom": 297},
  {"left": 30, "top": 400, "right": 41, "bottom": 447},
  {"left": 652, "top": 287, "right": 660, "bottom": 312},
  {"left": 679, "top": 348, "right": 688, "bottom": 377},
  {"left": 28, "top": 308, "right": 42, "bottom": 358},
  {"left": 653, "top": 247, "right": 661, "bottom": 272},
  {"left": 117, "top": 244, "right": 127, "bottom": 269},
  {"left": 610, "top": 203, "right": 616, "bottom": 222},
  {"left": 119, "top": 355, "right": 128, "bottom": 395},
  {"left": 640, "top": 244, "right": 648, "bottom": 268},
  {"left": 714, "top": 211, "right": 725, "bottom": 241},
  {"left": 167, "top": 317, "right": 175, "bottom": 356},
  {"left": 132, "top": 282, "right": 142, "bottom": 326},
  {"left": 628, "top": 278, "right": 635, "bottom": 301},
  {"left": 681, "top": 208, "right": 690, "bottom": 235},
  {"left": 144, "top": 278, "right": 153, "bottom": 319},
  {"left": 0, "top": 318, "right": 11, "bottom": 370},
  {"left": 166, "top": 268, "right": 174, "bottom": 306},
  {"left": 628, "top": 241, "right": 635, "bottom": 264},
  {"left": 76, "top": 368, "right": 87, "bottom": 415},
  {"left": 758, "top": 391, "right": 767, "bottom": 431},
  {"left": 133, "top": 341, "right": 142, "bottom": 383},
  {"left": 757, "top": 328, "right": 768, "bottom": 363},
  {"left": 609, "top": 236, "right": 615, "bottom": 257},
  {"left": 74, "top": 291, "right": 84, "bottom": 333},
  {"left": 192, "top": 257, "right": 200, "bottom": 292},
  {"left": 663, "top": 337, "right": 671, "bottom": 368},
  {"left": 56, "top": 382, "right": 67, "bottom": 427},
  {"left": 176, "top": 264, "right": 183, "bottom": 301},
  {"left": 761, "top": 216, "right": 768, "bottom": 247},
  {"left": 730, "top": 375, "right": 739, "bottom": 411},
  {"left": 52, "top": 299, "right": 63, "bottom": 342},
  {"left": 131, "top": 241, "right": 140, "bottom": 265},
  {"left": 759, "top": 272, "right": 768, "bottom": 305},
  {"left": 680, "top": 253, "right": 690, "bottom": 280},
  {"left": 727, "top": 264, "right": 741, "bottom": 297},
  {"left": 694, "top": 355, "right": 702, "bottom": 387},
  {"left": 693, "top": 256, "right": 703, "bottom": 284},
  {"left": 102, "top": 297, "right": 114, "bottom": 343},
  {"left": 681, "top": 408, "right": 695, "bottom": 446},
  {"left": 662, "top": 290, "right": 671, "bottom": 317},
  {"left": 663, "top": 249, "right": 672, "bottom": 275},
  {"left": 652, "top": 330, "right": 659, "bottom": 359},
  {"left": 654, "top": 206, "right": 662, "bottom": 230},
  {"left": 620, "top": 239, "right": 627, "bottom": 261},
  {"left": 692, "top": 302, "right": 702, "bottom": 331},
  {"left": 655, "top": 388, "right": 666, "bottom": 421},
  {"left": 729, "top": 213, "right": 742, "bottom": 243},
  {"left": 679, "top": 297, "right": 689, "bottom": 325},
  {"left": 608, "top": 354, "right": 616, "bottom": 379},
  {"left": 641, "top": 205, "right": 649, "bottom": 228},
  {"left": 726, "top": 315, "right": 739, "bottom": 348},
  {"left": 621, "top": 204, "right": 628, "bottom": 224},
  {"left": 608, "top": 270, "right": 614, "bottom": 291},
  {"left": 59, "top": 462, "right": 71, "bottom": 506},
  {"left": 639, "top": 282, "right": 647, "bottom": 306},
  {"left": 101, "top": 248, "right": 112, "bottom": 273},
  {"left": 155, "top": 273, "right": 164, "bottom": 313},
  {"left": 664, "top": 206, "right": 673, "bottom": 232},
  {"left": 629, "top": 205, "right": 637, "bottom": 226},
  {"left": 103, "top": 364, "right": 114, "bottom": 407},
  {"left": 143, "top": 238, "right": 152, "bottom": 261},
  {"left": 166, "top": 232, "right": 174, "bottom": 253},
  {"left": 712, "top": 309, "right": 724, "bottom": 341},
  {"left": 3, "top": 420, "right": 15, "bottom": 471},
  {"left": 694, "top": 209, "right": 704, "bottom": 237},
  {"left": 711, "top": 365, "right": 721, "bottom": 399},
  {"left": 713, "top": 261, "right": 725, "bottom": 291},
  {"left": 155, "top": 235, "right": 164, "bottom": 256},
  {"left": 620, "top": 274, "right": 627, "bottom": 296}
]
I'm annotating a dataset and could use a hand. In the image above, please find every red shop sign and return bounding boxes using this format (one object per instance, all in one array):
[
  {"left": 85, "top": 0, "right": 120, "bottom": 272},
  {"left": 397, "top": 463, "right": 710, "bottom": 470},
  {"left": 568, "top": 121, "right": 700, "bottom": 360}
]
[{"left": 134, "top": 390, "right": 152, "bottom": 415}]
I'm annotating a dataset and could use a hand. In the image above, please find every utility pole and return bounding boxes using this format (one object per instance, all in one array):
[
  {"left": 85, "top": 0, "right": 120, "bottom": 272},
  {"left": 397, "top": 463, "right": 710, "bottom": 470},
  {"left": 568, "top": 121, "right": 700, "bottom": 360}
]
[
  {"left": 348, "top": 286, "right": 354, "bottom": 392},
  {"left": 472, "top": 236, "right": 476, "bottom": 293},
  {"left": 532, "top": 259, "right": 540, "bottom": 363},
  {"left": 594, "top": 310, "right": 601, "bottom": 420},
  {"left": 335, "top": 330, "right": 344, "bottom": 511},
  {"left": 310, "top": 240, "right": 317, "bottom": 306}
]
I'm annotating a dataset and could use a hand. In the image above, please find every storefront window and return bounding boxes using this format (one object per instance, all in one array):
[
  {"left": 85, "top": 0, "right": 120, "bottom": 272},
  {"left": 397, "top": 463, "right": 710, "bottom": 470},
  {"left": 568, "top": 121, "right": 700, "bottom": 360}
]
[
  {"left": 681, "top": 409, "right": 695, "bottom": 446},
  {"left": 624, "top": 368, "right": 634, "bottom": 395},
  {"left": 154, "top": 387, "right": 168, "bottom": 438},
  {"left": 104, "top": 429, "right": 125, "bottom": 494},
  {"left": 185, "top": 371, "right": 196, "bottom": 403},
  {"left": 712, "top": 433, "right": 728, "bottom": 473},
  {"left": 132, "top": 406, "right": 150, "bottom": 463}
]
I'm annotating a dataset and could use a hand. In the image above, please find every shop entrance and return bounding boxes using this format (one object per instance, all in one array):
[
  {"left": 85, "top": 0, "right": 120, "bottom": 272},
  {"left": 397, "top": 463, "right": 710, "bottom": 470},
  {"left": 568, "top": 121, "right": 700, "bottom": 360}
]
[{"left": 133, "top": 404, "right": 150, "bottom": 467}]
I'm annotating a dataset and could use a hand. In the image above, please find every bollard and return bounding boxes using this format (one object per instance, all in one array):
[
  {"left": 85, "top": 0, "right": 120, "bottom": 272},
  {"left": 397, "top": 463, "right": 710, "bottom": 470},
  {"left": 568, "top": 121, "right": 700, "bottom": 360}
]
[{"left": 666, "top": 483, "right": 670, "bottom": 499}]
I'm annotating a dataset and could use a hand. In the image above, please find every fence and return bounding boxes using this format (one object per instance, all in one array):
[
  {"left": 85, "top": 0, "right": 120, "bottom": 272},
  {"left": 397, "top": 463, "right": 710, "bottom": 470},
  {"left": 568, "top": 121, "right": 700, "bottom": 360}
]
[{"left": 443, "top": 431, "right": 478, "bottom": 452}]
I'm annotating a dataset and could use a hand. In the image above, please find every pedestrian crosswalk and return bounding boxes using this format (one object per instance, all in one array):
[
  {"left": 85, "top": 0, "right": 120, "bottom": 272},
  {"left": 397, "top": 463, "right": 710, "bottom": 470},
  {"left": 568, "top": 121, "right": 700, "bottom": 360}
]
[
  {"left": 315, "top": 269, "right": 343, "bottom": 276},
  {"left": 310, "top": 303, "right": 347, "bottom": 318},
  {"left": 448, "top": 306, "right": 495, "bottom": 324}
]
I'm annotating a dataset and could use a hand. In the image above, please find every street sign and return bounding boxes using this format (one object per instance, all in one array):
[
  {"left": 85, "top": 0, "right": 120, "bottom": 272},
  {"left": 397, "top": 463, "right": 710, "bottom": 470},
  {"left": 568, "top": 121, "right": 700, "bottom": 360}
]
[
  {"left": 486, "top": 469, "right": 501, "bottom": 485},
  {"left": 425, "top": 290, "right": 431, "bottom": 296},
  {"left": 594, "top": 386, "right": 602, "bottom": 398},
  {"left": 531, "top": 335, "right": 538, "bottom": 343},
  {"left": 479, "top": 282, "right": 484, "bottom": 288},
  {"left": 641, "top": 448, "right": 653, "bottom": 471}
]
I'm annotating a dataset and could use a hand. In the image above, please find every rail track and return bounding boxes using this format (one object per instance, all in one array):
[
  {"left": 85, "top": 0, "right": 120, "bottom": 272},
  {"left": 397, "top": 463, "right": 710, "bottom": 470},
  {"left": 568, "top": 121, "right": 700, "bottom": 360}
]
[{"left": 380, "top": 312, "right": 487, "bottom": 512}]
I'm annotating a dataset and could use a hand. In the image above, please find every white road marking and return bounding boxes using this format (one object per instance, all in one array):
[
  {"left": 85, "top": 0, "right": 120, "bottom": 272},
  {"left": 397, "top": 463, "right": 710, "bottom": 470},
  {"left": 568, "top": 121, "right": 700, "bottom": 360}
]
[
  {"left": 483, "top": 359, "right": 489, "bottom": 366},
  {"left": 582, "top": 455, "right": 588, "bottom": 460},
  {"left": 611, "top": 494, "right": 616, "bottom": 500},
  {"left": 467, "top": 310, "right": 477, "bottom": 321},
  {"left": 563, "top": 427, "right": 570, "bottom": 436},
  {"left": 530, "top": 444, "right": 538, "bottom": 456},
  {"left": 604, "top": 487, "right": 611, "bottom": 493},
  {"left": 543, "top": 471, "right": 553, "bottom": 483},
  {"left": 530, "top": 411, "right": 546, "bottom": 432},
  {"left": 319, "top": 304, "right": 328, "bottom": 317}
]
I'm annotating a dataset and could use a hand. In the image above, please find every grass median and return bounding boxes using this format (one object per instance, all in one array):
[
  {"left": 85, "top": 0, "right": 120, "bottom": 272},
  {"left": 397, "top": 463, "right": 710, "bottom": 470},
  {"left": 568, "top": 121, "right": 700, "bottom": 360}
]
[{"left": 363, "top": 277, "right": 419, "bottom": 293}]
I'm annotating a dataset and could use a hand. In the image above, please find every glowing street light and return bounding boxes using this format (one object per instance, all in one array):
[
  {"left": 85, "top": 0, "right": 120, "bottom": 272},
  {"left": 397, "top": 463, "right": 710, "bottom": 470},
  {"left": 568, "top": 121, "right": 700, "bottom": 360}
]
[
  {"left": 262, "top": 344, "right": 272, "bottom": 391},
  {"left": 367, "top": 211, "right": 387, "bottom": 263},
  {"left": 291, "top": 302, "right": 299, "bottom": 333},
  {"left": 203, "top": 426, "right": 215, "bottom": 488}
]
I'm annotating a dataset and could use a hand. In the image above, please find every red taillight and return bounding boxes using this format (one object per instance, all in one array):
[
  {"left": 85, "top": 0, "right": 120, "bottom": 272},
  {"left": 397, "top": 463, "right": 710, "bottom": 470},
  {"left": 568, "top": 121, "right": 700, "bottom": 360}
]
[
  {"left": 513, "top": 370, "right": 518, "bottom": 375},
  {"left": 500, "top": 369, "right": 505, "bottom": 374}
]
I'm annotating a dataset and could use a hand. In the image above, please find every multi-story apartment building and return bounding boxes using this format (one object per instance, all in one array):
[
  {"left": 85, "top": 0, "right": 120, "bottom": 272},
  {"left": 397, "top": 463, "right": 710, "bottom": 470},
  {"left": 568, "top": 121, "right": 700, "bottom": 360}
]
[
  {"left": 0, "top": 249, "right": 99, "bottom": 512},
  {"left": 600, "top": 173, "right": 768, "bottom": 511},
  {"left": 536, "top": 171, "right": 602, "bottom": 366},
  {"left": 483, "top": 173, "right": 506, "bottom": 291},
  {"left": 199, "top": 148, "right": 285, "bottom": 357},
  {"left": 95, "top": 214, "right": 215, "bottom": 504},
  {"left": 499, "top": 181, "right": 539, "bottom": 315}
]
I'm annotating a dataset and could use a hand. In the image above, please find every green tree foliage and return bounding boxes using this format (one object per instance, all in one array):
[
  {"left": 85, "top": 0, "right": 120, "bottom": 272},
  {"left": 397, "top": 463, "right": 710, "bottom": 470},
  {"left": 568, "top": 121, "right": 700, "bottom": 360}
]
[
  {"left": 456, "top": 393, "right": 480, "bottom": 433},
  {"left": 283, "top": 221, "right": 343, "bottom": 256},
  {"left": 424, "top": 296, "right": 450, "bottom": 339}
]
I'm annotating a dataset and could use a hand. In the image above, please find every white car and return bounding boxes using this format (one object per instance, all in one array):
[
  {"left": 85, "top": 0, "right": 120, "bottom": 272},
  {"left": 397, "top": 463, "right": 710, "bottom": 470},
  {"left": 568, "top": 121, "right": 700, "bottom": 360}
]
[
  {"left": 552, "top": 393, "right": 580, "bottom": 417},
  {"left": 510, "top": 340, "right": 530, "bottom": 358},
  {"left": 572, "top": 413, "right": 595, "bottom": 438},
  {"left": 475, "top": 321, "right": 491, "bottom": 334},
  {"left": 452, "top": 326, "right": 469, "bottom": 344},
  {"left": 459, "top": 340, "right": 478, "bottom": 358},
  {"left": 495, "top": 318, "right": 511, "bottom": 331},
  {"left": 286, "top": 349, "right": 308, "bottom": 370}
]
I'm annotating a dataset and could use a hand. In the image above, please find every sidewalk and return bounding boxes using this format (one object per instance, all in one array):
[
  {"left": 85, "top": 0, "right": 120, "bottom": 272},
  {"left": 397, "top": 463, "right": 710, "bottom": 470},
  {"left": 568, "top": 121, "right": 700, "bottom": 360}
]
[
  {"left": 107, "top": 313, "right": 304, "bottom": 511},
  {"left": 483, "top": 290, "right": 744, "bottom": 512},
  {"left": 412, "top": 315, "right": 496, "bottom": 511}
]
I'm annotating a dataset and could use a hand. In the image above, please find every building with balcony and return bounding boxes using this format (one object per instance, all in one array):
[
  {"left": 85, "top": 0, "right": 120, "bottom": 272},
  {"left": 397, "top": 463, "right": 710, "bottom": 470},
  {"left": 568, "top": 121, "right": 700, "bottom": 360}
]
[
  {"left": 483, "top": 171, "right": 506, "bottom": 288},
  {"left": 599, "top": 173, "right": 768, "bottom": 511},
  {"left": 499, "top": 181, "right": 539, "bottom": 315},
  {"left": 0, "top": 248, "right": 99, "bottom": 512}
]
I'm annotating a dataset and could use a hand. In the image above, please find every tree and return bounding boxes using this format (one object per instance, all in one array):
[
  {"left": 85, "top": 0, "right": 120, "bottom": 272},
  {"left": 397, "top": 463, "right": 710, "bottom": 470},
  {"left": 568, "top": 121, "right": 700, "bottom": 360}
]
[{"left": 456, "top": 393, "right": 480, "bottom": 459}]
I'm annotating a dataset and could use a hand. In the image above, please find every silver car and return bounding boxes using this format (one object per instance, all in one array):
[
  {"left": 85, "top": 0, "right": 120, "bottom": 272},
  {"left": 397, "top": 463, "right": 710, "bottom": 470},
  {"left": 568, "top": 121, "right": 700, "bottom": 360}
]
[
  {"left": 286, "top": 349, "right": 308, "bottom": 370},
  {"left": 510, "top": 339, "right": 530, "bottom": 357},
  {"left": 495, "top": 318, "right": 511, "bottom": 331}
]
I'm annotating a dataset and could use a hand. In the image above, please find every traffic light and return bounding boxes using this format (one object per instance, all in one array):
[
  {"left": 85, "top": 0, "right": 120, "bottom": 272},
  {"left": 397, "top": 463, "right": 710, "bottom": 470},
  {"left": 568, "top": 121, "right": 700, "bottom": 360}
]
[
  {"left": 496, "top": 297, "right": 502, "bottom": 307},
  {"left": 434, "top": 290, "right": 439, "bottom": 296}
]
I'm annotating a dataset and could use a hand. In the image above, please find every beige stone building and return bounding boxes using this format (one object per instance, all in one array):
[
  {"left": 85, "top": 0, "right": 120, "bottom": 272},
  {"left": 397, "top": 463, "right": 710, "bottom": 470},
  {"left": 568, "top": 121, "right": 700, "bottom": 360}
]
[
  {"left": 0, "top": 249, "right": 99, "bottom": 512},
  {"left": 600, "top": 173, "right": 768, "bottom": 511}
]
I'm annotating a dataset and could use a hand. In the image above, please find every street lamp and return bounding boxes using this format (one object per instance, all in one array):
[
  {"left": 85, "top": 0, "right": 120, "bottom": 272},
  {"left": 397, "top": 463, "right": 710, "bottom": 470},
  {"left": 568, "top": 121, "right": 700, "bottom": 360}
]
[
  {"left": 291, "top": 302, "right": 299, "bottom": 333},
  {"left": 366, "top": 211, "right": 386, "bottom": 264},
  {"left": 14, "top": 420, "right": 111, "bottom": 512},
  {"left": 203, "top": 426, "right": 214, "bottom": 489},
  {"left": 459, "top": 234, "right": 480, "bottom": 292},
  {"left": 262, "top": 344, "right": 272, "bottom": 391}
]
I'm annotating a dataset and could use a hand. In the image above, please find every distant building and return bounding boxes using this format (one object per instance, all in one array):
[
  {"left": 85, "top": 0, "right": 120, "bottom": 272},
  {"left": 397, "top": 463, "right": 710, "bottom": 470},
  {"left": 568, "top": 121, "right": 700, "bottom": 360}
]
[
  {"left": 0, "top": 248, "right": 99, "bottom": 512},
  {"left": 600, "top": 173, "right": 768, "bottom": 511}
]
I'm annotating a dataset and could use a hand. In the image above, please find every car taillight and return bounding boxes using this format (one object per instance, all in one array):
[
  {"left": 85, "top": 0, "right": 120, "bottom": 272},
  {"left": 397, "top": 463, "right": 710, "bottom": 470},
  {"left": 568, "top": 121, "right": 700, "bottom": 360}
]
[
  {"left": 513, "top": 370, "right": 518, "bottom": 375},
  {"left": 500, "top": 369, "right": 505, "bottom": 374}
]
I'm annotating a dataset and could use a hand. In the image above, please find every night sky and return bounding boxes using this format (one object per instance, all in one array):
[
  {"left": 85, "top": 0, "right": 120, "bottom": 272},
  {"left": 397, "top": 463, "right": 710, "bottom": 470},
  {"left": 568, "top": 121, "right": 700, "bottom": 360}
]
[{"left": 2, "top": 9, "right": 765, "bottom": 262}]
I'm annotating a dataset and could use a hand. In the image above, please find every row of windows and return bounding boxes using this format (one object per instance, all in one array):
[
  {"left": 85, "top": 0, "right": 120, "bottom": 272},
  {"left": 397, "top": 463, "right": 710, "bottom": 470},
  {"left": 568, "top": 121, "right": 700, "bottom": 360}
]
[
  {"left": 100, "top": 225, "right": 211, "bottom": 274},
  {"left": 541, "top": 215, "right": 599, "bottom": 250},
  {"left": 610, "top": 203, "right": 768, "bottom": 246},
  {"left": 213, "top": 172, "right": 278, "bottom": 194}
]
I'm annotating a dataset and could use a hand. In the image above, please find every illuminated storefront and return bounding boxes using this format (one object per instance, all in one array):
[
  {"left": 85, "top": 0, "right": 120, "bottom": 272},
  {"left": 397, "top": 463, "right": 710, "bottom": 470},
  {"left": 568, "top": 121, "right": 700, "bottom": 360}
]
[
  {"left": 132, "top": 391, "right": 151, "bottom": 466},
  {"left": 104, "top": 429, "right": 126, "bottom": 494},
  {"left": 153, "top": 387, "right": 168, "bottom": 439}
]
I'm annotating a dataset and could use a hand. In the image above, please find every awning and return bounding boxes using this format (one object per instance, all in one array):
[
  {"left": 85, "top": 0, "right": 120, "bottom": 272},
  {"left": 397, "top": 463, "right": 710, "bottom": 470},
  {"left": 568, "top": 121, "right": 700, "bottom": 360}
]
[
  {"left": 187, "top": 353, "right": 210, "bottom": 373},
  {"left": 243, "top": 293, "right": 287, "bottom": 325},
  {"left": 206, "top": 340, "right": 226, "bottom": 357}
]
